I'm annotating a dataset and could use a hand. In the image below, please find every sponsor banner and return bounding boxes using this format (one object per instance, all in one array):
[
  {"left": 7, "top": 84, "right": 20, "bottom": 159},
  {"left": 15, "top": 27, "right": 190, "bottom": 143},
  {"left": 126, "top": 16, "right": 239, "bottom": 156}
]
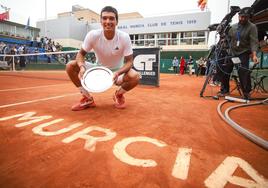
[{"left": 133, "top": 48, "right": 160, "bottom": 86}]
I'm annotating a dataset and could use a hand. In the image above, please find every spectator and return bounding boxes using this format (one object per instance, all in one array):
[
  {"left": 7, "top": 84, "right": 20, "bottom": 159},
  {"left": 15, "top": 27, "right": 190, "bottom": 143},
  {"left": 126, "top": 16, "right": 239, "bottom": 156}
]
[
  {"left": 36, "top": 35, "right": 41, "bottom": 48},
  {"left": 172, "top": 56, "right": 179, "bottom": 74},
  {"left": 8, "top": 46, "right": 17, "bottom": 69},
  {"left": 90, "top": 55, "right": 96, "bottom": 64},
  {"left": 19, "top": 47, "right": 26, "bottom": 71},
  {"left": 64, "top": 53, "right": 71, "bottom": 64},
  {"left": 34, "top": 47, "right": 38, "bottom": 63},
  {"left": 0, "top": 42, "right": 6, "bottom": 61},
  {"left": 179, "top": 56, "right": 186, "bottom": 75},
  {"left": 196, "top": 57, "right": 206, "bottom": 76},
  {"left": 187, "top": 55, "right": 194, "bottom": 75},
  {"left": 40, "top": 37, "right": 44, "bottom": 48}
]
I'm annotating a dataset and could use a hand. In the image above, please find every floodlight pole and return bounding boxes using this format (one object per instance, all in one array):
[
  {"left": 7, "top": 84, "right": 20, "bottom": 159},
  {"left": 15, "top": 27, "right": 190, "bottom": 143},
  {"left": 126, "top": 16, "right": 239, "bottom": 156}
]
[
  {"left": 227, "top": 0, "right": 230, "bottom": 13},
  {"left": 44, "top": 0, "right": 47, "bottom": 37}
]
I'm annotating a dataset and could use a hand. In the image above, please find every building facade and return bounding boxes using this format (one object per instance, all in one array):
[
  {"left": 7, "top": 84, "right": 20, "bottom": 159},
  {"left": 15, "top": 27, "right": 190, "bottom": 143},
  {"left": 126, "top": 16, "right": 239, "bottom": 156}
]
[
  {"left": 0, "top": 20, "right": 40, "bottom": 44},
  {"left": 90, "top": 11, "right": 211, "bottom": 51},
  {"left": 37, "top": 5, "right": 211, "bottom": 52}
]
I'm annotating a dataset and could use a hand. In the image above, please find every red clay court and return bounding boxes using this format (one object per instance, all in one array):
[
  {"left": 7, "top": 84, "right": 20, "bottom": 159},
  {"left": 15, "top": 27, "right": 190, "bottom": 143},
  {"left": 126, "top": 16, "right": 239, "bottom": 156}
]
[{"left": 0, "top": 71, "right": 267, "bottom": 188}]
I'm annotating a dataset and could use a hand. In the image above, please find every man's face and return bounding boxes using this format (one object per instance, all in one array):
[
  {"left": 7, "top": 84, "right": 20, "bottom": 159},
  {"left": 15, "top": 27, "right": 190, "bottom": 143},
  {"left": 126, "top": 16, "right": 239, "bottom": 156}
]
[
  {"left": 239, "top": 15, "right": 249, "bottom": 25},
  {"left": 101, "top": 12, "right": 117, "bottom": 32}
]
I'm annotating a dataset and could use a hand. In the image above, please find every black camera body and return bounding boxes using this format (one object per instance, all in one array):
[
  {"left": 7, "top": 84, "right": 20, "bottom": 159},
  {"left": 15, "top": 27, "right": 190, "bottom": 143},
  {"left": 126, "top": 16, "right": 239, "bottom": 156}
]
[
  {"left": 208, "top": 6, "right": 240, "bottom": 34},
  {"left": 216, "top": 6, "right": 241, "bottom": 37},
  {"left": 207, "top": 6, "right": 241, "bottom": 60}
]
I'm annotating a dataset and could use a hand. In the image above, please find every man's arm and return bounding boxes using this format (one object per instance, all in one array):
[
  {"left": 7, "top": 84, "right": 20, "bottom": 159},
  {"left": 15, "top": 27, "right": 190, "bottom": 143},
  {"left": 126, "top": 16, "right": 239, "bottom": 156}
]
[
  {"left": 113, "top": 54, "right": 133, "bottom": 81},
  {"left": 250, "top": 25, "right": 259, "bottom": 64},
  {"left": 76, "top": 48, "right": 87, "bottom": 80},
  {"left": 76, "top": 48, "right": 87, "bottom": 67},
  {"left": 252, "top": 51, "right": 258, "bottom": 64}
]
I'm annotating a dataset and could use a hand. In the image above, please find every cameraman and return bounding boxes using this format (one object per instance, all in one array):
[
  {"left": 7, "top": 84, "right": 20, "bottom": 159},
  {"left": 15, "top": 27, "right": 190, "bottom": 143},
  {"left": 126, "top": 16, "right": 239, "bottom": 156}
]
[{"left": 218, "top": 7, "right": 259, "bottom": 99}]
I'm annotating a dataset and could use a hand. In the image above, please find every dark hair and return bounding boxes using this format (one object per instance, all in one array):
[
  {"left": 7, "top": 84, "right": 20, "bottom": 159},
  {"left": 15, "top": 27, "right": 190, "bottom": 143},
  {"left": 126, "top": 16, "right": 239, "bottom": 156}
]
[{"left": 101, "top": 6, "right": 118, "bottom": 21}]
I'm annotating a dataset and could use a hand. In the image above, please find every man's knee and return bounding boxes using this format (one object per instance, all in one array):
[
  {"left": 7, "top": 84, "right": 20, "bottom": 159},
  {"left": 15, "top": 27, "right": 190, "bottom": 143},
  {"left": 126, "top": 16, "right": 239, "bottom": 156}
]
[
  {"left": 116, "top": 69, "right": 140, "bottom": 86},
  {"left": 66, "top": 60, "right": 78, "bottom": 72},
  {"left": 128, "top": 69, "right": 140, "bottom": 83}
]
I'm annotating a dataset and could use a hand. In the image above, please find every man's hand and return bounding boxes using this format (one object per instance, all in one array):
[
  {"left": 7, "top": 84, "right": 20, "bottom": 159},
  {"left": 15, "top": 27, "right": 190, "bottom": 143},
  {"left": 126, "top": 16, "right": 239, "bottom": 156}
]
[
  {"left": 252, "top": 55, "right": 259, "bottom": 65},
  {"left": 78, "top": 65, "right": 86, "bottom": 80},
  {"left": 113, "top": 71, "right": 119, "bottom": 83},
  {"left": 76, "top": 48, "right": 87, "bottom": 80},
  {"left": 251, "top": 52, "right": 259, "bottom": 65}
]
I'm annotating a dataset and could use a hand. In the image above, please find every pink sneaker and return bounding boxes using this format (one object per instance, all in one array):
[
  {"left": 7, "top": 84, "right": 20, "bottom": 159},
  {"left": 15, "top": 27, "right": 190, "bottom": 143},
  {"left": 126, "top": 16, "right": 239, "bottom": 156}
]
[
  {"left": 71, "top": 95, "right": 96, "bottom": 111},
  {"left": 113, "top": 91, "right": 126, "bottom": 109}
]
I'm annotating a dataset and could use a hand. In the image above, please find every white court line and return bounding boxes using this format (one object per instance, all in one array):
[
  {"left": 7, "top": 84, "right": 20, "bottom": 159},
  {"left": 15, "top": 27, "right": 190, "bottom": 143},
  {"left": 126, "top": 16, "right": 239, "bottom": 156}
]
[
  {"left": 0, "top": 83, "right": 71, "bottom": 92},
  {"left": 0, "top": 93, "right": 79, "bottom": 109}
]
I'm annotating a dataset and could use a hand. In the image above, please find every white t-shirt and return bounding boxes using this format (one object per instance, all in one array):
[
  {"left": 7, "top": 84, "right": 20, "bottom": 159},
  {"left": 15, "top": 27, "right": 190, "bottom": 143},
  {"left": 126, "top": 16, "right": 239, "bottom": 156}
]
[{"left": 82, "top": 29, "right": 133, "bottom": 70}]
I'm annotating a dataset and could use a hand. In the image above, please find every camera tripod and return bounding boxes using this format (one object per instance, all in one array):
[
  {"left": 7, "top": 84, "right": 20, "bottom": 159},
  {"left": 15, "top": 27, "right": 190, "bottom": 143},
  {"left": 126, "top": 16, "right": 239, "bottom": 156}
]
[{"left": 199, "top": 38, "right": 231, "bottom": 97}]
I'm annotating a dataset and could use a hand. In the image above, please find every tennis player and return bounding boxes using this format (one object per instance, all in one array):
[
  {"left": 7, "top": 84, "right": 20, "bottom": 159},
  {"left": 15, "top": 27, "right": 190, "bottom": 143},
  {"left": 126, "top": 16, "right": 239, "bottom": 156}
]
[{"left": 66, "top": 6, "right": 140, "bottom": 111}]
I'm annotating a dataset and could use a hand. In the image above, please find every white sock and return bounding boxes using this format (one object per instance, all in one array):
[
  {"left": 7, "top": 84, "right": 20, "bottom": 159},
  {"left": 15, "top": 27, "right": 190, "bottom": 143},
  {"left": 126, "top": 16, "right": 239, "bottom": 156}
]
[{"left": 79, "top": 86, "right": 93, "bottom": 100}]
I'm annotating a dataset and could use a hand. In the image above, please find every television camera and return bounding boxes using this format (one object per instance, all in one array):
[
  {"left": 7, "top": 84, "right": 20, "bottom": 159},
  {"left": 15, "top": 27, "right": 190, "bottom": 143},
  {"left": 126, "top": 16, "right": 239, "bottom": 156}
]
[{"left": 200, "top": 6, "right": 241, "bottom": 97}]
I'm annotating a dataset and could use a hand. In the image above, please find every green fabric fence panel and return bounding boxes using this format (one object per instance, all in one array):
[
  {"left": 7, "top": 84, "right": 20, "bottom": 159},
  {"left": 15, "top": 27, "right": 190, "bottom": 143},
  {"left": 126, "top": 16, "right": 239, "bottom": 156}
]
[
  {"left": 160, "top": 59, "right": 174, "bottom": 73},
  {"left": 262, "top": 52, "right": 268, "bottom": 68},
  {"left": 23, "top": 63, "right": 65, "bottom": 70},
  {"left": 160, "top": 59, "right": 198, "bottom": 74}
]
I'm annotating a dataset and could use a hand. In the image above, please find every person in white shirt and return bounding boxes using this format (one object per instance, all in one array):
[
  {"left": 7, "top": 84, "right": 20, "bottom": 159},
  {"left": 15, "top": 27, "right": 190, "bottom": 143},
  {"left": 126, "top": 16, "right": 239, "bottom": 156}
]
[
  {"left": 172, "top": 56, "right": 178, "bottom": 74},
  {"left": 66, "top": 6, "right": 140, "bottom": 111}
]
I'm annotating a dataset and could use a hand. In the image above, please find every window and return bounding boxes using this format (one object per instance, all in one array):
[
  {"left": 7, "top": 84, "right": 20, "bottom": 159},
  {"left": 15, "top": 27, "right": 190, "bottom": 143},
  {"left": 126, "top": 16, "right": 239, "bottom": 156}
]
[
  {"left": 193, "top": 38, "right": 205, "bottom": 45},
  {"left": 157, "top": 40, "right": 166, "bottom": 45},
  {"left": 145, "top": 40, "right": 155, "bottom": 46},
  {"left": 135, "top": 40, "right": 144, "bottom": 46},
  {"left": 184, "top": 32, "right": 192, "bottom": 38},
  {"left": 129, "top": 31, "right": 207, "bottom": 47},
  {"left": 193, "top": 31, "right": 205, "bottom": 37},
  {"left": 138, "top": 34, "right": 144, "bottom": 39},
  {"left": 197, "top": 31, "right": 205, "bottom": 37},
  {"left": 181, "top": 39, "right": 192, "bottom": 45},
  {"left": 171, "top": 39, "right": 179, "bottom": 45},
  {"left": 147, "top": 34, "right": 155, "bottom": 39},
  {"left": 157, "top": 33, "right": 166, "bottom": 39}
]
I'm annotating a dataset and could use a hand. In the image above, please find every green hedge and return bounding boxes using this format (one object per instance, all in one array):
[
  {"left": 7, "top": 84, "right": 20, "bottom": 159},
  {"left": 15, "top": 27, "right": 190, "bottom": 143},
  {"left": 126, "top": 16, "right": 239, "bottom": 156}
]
[{"left": 22, "top": 63, "right": 65, "bottom": 70}]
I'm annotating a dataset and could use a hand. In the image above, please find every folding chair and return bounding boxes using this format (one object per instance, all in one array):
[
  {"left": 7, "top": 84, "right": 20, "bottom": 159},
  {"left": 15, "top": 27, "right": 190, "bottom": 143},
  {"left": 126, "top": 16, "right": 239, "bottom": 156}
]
[
  {"left": 230, "top": 74, "right": 243, "bottom": 96},
  {"left": 252, "top": 74, "right": 267, "bottom": 93}
]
